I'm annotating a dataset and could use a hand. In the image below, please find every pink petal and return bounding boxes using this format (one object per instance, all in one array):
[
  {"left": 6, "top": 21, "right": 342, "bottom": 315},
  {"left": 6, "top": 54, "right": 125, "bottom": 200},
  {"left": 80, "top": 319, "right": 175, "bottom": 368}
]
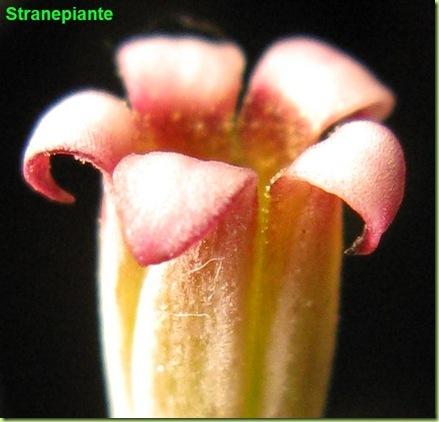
[
  {"left": 23, "top": 90, "right": 138, "bottom": 203},
  {"left": 112, "top": 152, "right": 258, "bottom": 265},
  {"left": 116, "top": 36, "right": 244, "bottom": 160},
  {"left": 271, "top": 120, "right": 405, "bottom": 254},
  {"left": 238, "top": 37, "right": 395, "bottom": 178}
]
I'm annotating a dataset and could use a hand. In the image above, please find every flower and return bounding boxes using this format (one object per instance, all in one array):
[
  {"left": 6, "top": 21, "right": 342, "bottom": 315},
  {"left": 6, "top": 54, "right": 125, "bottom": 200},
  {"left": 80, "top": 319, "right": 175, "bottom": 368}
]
[{"left": 22, "top": 35, "right": 405, "bottom": 417}]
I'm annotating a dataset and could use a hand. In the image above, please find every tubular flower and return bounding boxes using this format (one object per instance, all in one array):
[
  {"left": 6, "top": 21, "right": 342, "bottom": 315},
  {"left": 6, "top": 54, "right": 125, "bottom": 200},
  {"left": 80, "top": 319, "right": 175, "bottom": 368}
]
[{"left": 22, "top": 35, "right": 405, "bottom": 417}]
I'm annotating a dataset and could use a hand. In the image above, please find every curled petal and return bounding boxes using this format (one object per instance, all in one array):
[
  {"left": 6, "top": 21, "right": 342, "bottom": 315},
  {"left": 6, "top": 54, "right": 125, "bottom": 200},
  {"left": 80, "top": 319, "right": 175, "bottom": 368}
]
[
  {"left": 117, "top": 36, "right": 245, "bottom": 160},
  {"left": 112, "top": 152, "right": 258, "bottom": 266},
  {"left": 271, "top": 120, "right": 405, "bottom": 254},
  {"left": 238, "top": 37, "right": 394, "bottom": 179},
  {"left": 23, "top": 91, "right": 138, "bottom": 202}
]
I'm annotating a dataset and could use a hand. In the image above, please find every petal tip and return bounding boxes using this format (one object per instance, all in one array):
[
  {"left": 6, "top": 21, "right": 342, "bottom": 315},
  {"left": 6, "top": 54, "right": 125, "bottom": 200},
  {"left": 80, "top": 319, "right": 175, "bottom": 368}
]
[
  {"left": 112, "top": 152, "right": 257, "bottom": 267},
  {"left": 344, "top": 230, "right": 375, "bottom": 256},
  {"left": 246, "top": 36, "right": 395, "bottom": 140},
  {"left": 22, "top": 90, "right": 137, "bottom": 203},
  {"left": 23, "top": 154, "right": 76, "bottom": 204},
  {"left": 116, "top": 35, "right": 245, "bottom": 115},
  {"left": 279, "top": 120, "right": 405, "bottom": 255}
]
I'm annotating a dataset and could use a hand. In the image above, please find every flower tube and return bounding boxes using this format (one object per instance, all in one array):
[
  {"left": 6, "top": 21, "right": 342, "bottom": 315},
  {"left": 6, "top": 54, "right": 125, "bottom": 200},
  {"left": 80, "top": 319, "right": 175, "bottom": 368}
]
[{"left": 22, "top": 35, "right": 405, "bottom": 417}]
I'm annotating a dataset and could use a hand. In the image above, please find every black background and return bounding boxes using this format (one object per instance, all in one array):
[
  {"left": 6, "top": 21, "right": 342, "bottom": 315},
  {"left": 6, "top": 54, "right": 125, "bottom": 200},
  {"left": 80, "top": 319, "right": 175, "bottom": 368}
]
[{"left": 1, "top": 0, "right": 435, "bottom": 417}]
